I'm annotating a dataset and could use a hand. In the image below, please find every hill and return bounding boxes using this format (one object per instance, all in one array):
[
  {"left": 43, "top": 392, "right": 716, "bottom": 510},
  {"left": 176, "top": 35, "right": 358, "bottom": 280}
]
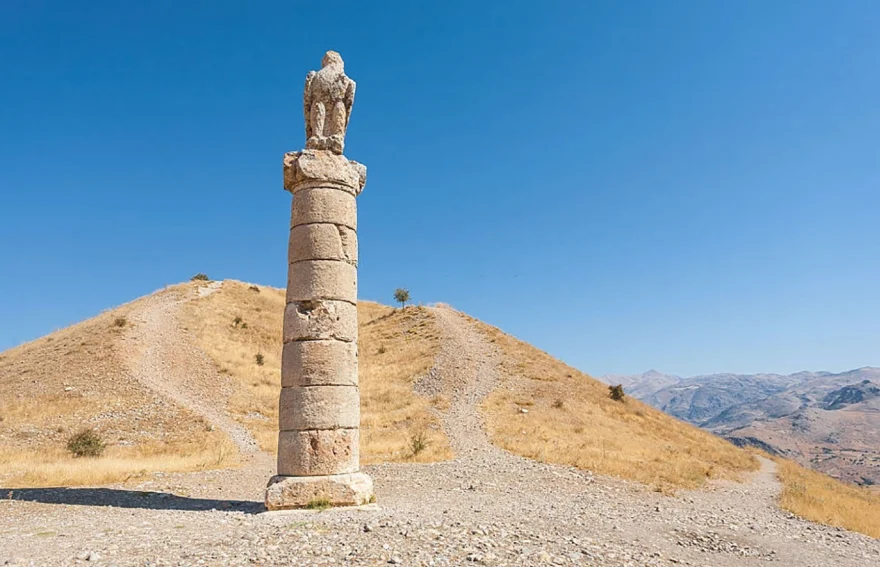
[
  {"left": 1, "top": 279, "right": 879, "bottom": 560},
  {"left": 605, "top": 368, "right": 880, "bottom": 486}
]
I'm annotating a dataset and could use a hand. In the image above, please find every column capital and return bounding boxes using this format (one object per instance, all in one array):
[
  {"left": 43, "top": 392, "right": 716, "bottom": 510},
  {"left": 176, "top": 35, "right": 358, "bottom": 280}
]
[{"left": 283, "top": 149, "right": 366, "bottom": 195}]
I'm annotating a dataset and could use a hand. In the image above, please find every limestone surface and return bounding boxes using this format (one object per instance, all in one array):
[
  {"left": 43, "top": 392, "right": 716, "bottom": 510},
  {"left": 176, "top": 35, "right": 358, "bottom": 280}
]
[
  {"left": 282, "top": 299, "right": 358, "bottom": 343},
  {"left": 265, "top": 472, "right": 374, "bottom": 510},
  {"left": 277, "top": 428, "right": 359, "bottom": 476},
  {"left": 283, "top": 150, "right": 365, "bottom": 194},
  {"left": 281, "top": 340, "right": 358, "bottom": 387},
  {"left": 290, "top": 187, "right": 357, "bottom": 230},
  {"left": 289, "top": 223, "right": 358, "bottom": 266},
  {"left": 278, "top": 385, "right": 360, "bottom": 431},
  {"left": 303, "top": 51, "right": 356, "bottom": 155},
  {"left": 285, "top": 261, "right": 357, "bottom": 305}
]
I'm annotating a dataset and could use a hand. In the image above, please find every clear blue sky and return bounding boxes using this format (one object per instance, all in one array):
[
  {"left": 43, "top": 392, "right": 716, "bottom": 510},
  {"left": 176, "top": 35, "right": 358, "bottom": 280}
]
[{"left": 2, "top": 1, "right": 878, "bottom": 377}]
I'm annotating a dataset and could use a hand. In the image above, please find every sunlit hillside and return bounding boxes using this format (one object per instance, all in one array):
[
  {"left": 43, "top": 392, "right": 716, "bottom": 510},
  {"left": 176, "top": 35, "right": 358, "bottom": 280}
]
[
  {"left": 177, "top": 280, "right": 453, "bottom": 463},
  {"left": 2, "top": 279, "right": 878, "bottom": 541}
]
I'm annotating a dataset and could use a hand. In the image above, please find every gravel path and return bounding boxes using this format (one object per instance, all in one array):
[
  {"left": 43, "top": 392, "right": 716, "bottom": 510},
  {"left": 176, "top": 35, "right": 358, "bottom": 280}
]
[
  {"left": 2, "top": 305, "right": 879, "bottom": 566},
  {"left": 120, "top": 282, "right": 261, "bottom": 456}
]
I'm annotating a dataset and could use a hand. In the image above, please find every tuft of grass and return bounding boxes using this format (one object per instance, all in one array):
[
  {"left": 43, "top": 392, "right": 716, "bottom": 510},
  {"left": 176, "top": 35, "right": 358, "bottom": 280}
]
[
  {"left": 191, "top": 273, "right": 210, "bottom": 282},
  {"left": 609, "top": 384, "right": 625, "bottom": 402},
  {"left": 305, "top": 497, "right": 331, "bottom": 511},
  {"left": 551, "top": 399, "right": 564, "bottom": 409},
  {"left": 409, "top": 430, "right": 429, "bottom": 456},
  {"left": 66, "top": 429, "right": 106, "bottom": 458},
  {"left": 254, "top": 353, "right": 265, "bottom": 366},
  {"left": 777, "top": 458, "right": 880, "bottom": 539},
  {"left": 113, "top": 317, "right": 127, "bottom": 328},
  {"left": 377, "top": 345, "right": 386, "bottom": 355},
  {"left": 232, "top": 316, "right": 243, "bottom": 328},
  {"left": 248, "top": 285, "right": 260, "bottom": 293}
]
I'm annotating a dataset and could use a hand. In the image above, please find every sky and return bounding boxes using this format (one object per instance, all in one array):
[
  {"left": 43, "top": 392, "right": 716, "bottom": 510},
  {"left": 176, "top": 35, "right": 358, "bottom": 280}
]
[{"left": 1, "top": 1, "right": 878, "bottom": 377}]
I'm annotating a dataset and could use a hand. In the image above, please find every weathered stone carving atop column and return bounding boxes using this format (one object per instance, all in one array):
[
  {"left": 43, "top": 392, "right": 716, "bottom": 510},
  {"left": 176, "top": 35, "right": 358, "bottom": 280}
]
[
  {"left": 282, "top": 150, "right": 366, "bottom": 195},
  {"left": 303, "top": 50, "right": 356, "bottom": 155},
  {"left": 266, "top": 51, "right": 373, "bottom": 511}
]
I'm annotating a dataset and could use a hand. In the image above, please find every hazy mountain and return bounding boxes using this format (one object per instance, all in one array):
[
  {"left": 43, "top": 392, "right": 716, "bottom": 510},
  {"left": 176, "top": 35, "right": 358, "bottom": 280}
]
[
  {"left": 604, "top": 367, "right": 880, "bottom": 486},
  {"left": 603, "top": 369, "right": 682, "bottom": 399}
]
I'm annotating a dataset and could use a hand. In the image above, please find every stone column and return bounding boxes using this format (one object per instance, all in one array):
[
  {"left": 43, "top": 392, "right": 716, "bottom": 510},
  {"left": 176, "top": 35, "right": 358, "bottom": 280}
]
[{"left": 265, "top": 52, "right": 374, "bottom": 510}]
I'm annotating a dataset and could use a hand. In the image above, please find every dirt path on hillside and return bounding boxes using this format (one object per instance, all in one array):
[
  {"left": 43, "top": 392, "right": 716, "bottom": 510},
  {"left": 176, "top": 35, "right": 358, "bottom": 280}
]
[
  {"left": 119, "top": 282, "right": 261, "bottom": 457},
  {"left": 430, "top": 305, "right": 503, "bottom": 456},
  {"left": 2, "top": 303, "right": 879, "bottom": 566}
]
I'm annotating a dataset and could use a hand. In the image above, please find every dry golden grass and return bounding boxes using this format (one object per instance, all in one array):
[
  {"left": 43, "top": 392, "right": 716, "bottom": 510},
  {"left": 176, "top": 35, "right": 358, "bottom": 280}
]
[
  {"left": 777, "top": 458, "right": 880, "bottom": 539},
  {"left": 0, "top": 433, "right": 236, "bottom": 488},
  {"left": 473, "top": 318, "right": 758, "bottom": 491},
  {"left": 359, "top": 302, "right": 452, "bottom": 463},
  {"left": 0, "top": 287, "right": 234, "bottom": 487},
  {"left": 178, "top": 280, "right": 452, "bottom": 462}
]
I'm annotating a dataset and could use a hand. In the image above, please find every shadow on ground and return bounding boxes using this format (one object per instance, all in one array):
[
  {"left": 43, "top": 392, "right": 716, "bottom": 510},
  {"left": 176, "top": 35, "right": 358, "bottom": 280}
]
[{"left": 1, "top": 487, "right": 264, "bottom": 514}]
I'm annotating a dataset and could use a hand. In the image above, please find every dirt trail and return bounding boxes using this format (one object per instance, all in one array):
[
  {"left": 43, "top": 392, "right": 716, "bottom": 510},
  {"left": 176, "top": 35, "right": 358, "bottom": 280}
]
[
  {"left": 120, "top": 282, "right": 261, "bottom": 457},
  {"left": 2, "top": 302, "right": 879, "bottom": 566},
  {"left": 430, "top": 305, "right": 503, "bottom": 456}
]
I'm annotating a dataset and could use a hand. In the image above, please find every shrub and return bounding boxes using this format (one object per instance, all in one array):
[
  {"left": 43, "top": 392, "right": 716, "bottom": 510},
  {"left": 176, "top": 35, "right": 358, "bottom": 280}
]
[
  {"left": 113, "top": 317, "right": 127, "bottom": 328},
  {"left": 66, "top": 429, "right": 105, "bottom": 458},
  {"left": 191, "top": 273, "right": 210, "bottom": 282},
  {"left": 377, "top": 345, "right": 386, "bottom": 354},
  {"left": 248, "top": 285, "right": 260, "bottom": 293},
  {"left": 255, "top": 353, "right": 265, "bottom": 366},
  {"left": 394, "top": 288, "right": 410, "bottom": 309},
  {"left": 552, "top": 399, "right": 564, "bottom": 409},
  {"left": 305, "top": 498, "right": 331, "bottom": 510},
  {"left": 240, "top": 322, "right": 248, "bottom": 329},
  {"left": 609, "top": 384, "right": 626, "bottom": 402},
  {"left": 409, "top": 430, "right": 429, "bottom": 456}
]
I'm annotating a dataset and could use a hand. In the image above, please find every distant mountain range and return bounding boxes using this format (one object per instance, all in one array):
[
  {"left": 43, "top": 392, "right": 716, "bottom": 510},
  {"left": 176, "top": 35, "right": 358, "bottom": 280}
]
[{"left": 603, "top": 367, "right": 880, "bottom": 487}]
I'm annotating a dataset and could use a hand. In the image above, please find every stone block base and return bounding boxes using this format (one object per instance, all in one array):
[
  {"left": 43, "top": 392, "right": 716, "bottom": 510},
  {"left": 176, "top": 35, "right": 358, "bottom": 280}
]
[{"left": 265, "top": 472, "right": 374, "bottom": 510}]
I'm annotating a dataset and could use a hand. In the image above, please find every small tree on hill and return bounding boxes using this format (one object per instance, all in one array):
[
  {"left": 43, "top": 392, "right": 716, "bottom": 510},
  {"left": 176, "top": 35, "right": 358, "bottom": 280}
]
[
  {"left": 394, "top": 288, "right": 410, "bottom": 309},
  {"left": 609, "top": 384, "right": 626, "bottom": 402}
]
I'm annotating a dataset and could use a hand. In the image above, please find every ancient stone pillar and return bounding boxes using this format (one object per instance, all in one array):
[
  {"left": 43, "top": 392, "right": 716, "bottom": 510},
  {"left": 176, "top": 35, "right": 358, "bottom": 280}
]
[{"left": 265, "top": 51, "right": 374, "bottom": 510}]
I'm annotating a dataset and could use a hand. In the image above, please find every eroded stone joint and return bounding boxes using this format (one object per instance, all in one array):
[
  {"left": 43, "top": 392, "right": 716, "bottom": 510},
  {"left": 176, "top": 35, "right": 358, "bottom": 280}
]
[
  {"left": 283, "top": 150, "right": 366, "bottom": 195},
  {"left": 291, "top": 188, "right": 357, "bottom": 231},
  {"left": 286, "top": 260, "right": 357, "bottom": 305},
  {"left": 283, "top": 299, "right": 357, "bottom": 343},
  {"left": 281, "top": 340, "right": 358, "bottom": 388}
]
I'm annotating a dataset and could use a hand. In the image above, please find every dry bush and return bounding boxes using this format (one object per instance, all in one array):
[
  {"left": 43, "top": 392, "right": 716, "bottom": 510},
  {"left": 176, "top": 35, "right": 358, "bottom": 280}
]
[
  {"left": 777, "top": 458, "right": 880, "bottom": 539},
  {"left": 191, "top": 273, "right": 210, "bottom": 281},
  {"left": 66, "top": 429, "right": 105, "bottom": 457},
  {"left": 409, "top": 430, "right": 429, "bottom": 456},
  {"left": 178, "top": 281, "right": 452, "bottom": 462},
  {"left": 473, "top": 318, "right": 758, "bottom": 491}
]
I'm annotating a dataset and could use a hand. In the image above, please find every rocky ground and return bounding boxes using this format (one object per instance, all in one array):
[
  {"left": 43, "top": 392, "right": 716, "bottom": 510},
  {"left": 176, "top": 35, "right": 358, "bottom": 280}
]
[{"left": 2, "top": 302, "right": 879, "bottom": 566}]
